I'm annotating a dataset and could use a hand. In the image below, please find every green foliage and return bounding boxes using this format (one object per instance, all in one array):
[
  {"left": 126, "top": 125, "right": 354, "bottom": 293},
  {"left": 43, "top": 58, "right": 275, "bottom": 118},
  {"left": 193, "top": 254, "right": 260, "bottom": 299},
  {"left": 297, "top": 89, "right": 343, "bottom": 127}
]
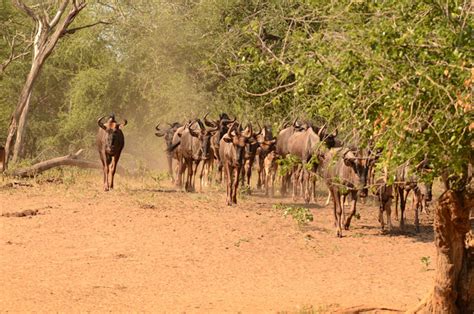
[
  {"left": 421, "top": 256, "right": 431, "bottom": 269},
  {"left": 277, "top": 154, "right": 301, "bottom": 176},
  {"left": 274, "top": 203, "right": 314, "bottom": 227}
]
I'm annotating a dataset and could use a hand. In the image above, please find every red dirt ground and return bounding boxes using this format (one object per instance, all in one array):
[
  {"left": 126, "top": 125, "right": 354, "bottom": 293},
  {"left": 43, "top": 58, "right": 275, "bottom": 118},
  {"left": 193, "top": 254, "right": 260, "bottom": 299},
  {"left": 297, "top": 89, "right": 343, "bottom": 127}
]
[{"left": 1, "top": 173, "right": 435, "bottom": 312}]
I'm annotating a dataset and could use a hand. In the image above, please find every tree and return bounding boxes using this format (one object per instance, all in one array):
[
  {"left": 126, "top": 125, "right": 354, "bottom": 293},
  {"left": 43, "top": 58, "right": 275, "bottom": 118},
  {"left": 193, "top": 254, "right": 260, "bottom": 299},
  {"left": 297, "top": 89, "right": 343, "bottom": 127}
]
[{"left": 4, "top": 0, "right": 89, "bottom": 168}]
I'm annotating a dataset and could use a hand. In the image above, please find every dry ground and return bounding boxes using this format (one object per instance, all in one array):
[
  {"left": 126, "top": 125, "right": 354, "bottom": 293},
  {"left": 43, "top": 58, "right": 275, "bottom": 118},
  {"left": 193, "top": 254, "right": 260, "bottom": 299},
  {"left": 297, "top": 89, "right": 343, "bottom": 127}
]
[{"left": 0, "top": 171, "right": 436, "bottom": 312}]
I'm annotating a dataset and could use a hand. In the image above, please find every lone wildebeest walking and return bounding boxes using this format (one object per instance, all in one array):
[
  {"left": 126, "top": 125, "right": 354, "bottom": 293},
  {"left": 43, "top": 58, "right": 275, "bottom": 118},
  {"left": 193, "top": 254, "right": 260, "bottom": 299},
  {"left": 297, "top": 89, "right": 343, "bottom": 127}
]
[{"left": 97, "top": 115, "right": 127, "bottom": 191}]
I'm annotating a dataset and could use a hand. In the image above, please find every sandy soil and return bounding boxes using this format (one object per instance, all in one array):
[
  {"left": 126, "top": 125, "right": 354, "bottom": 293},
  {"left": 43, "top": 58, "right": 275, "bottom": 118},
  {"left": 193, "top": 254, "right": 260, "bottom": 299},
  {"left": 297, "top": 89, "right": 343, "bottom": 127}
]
[{"left": 0, "top": 173, "right": 436, "bottom": 312}]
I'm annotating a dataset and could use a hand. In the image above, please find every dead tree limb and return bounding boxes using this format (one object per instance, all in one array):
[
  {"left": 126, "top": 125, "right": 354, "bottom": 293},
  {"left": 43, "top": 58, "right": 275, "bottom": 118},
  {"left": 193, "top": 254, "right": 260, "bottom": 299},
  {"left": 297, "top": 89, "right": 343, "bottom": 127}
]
[{"left": 9, "top": 149, "right": 125, "bottom": 178}]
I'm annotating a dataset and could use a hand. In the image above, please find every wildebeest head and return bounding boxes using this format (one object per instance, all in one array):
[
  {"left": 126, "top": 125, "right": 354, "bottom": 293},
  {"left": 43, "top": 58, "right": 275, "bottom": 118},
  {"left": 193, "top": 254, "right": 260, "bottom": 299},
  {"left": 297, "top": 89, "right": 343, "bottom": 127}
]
[
  {"left": 188, "top": 119, "right": 219, "bottom": 160},
  {"left": 204, "top": 112, "right": 236, "bottom": 140},
  {"left": 156, "top": 122, "right": 182, "bottom": 151},
  {"left": 315, "top": 125, "right": 340, "bottom": 148},
  {"left": 256, "top": 123, "right": 277, "bottom": 152},
  {"left": 223, "top": 122, "right": 254, "bottom": 165},
  {"left": 343, "top": 148, "right": 375, "bottom": 198},
  {"left": 98, "top": 116, "right": 127, "bottom": 155}
]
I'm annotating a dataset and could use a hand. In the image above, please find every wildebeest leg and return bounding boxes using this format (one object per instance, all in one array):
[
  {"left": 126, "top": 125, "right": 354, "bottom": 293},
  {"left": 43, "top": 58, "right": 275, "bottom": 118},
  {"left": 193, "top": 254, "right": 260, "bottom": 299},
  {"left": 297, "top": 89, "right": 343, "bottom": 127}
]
[
  {"left": 192, "top": 160, "right": 200, "bottom": 192},
  {"left": 232, "top": 166, "right": 240, "bottom": 204},
  {"left": 325, "top": 192, "right": 331, "bottom": 206},
  {"left": 185, "top": 159, "right": 193, "bottom": 192},
  {"left": 341, "top": 194, "right": 347, "bottom": 227},
  {"left": 256, "top": 156, "right": 263, "bottom": 190},
  {"left": 225, "top": 163, "right": 231, "bottom": 206},
  {"left": 199, "top": 160, "right": 206, "bottom": 192},
  {"left": 311, "top": 176, "right": 317, "bottom": 203},
  {"left": 302, "top": 168, "right": 310, "bottom": 204},
  {"left": 281, "top": 172, "right": 289, "bottom": 197},
  {"left": 217, "top": 160, "right": 224, "bottom": 185},
  {"left": 400, "top": 188, "right": 410, "bottom": 231},
  {"left": 331, "top": 189, "right": 343, "bottom": 237},
  {"left": 344, "top": 191, "right": 358, "bottom": 230},
  {"left": 167, "top": 154, "right": 174, "bottom": 183},
  {"left": 268, "top": 166, "right": 276, "bottom": 198},
  {"left": 109, "top": 155, "right": 120, "bottom": 189},
  {"left": 101, "top": 155, "right": 109, "bottom": 191},
  {"left": 245, "top": 161, "right": 252, "bottom": 188},
  {"left": 394, "top": 187, "right": 399, "bottom": 221},
  {"left": 413, "top": 188, "right": 420, "bottom": 233},
  {"left": 377, "top": 191, "right": 385, "bottom": 230},
  {"left": 385, "top": 194, "right": 393, "bottom": 231},
  {"left": 291, "top": 166, "right": 299, "bottom": 201}
]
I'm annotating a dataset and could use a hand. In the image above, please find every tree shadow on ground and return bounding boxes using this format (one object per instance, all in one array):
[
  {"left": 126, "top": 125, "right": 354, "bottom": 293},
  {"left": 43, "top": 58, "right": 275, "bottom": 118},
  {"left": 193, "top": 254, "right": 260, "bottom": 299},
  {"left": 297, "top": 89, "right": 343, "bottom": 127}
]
[{"left": 356, "top": 223, "right": 434, "bottom": 243}]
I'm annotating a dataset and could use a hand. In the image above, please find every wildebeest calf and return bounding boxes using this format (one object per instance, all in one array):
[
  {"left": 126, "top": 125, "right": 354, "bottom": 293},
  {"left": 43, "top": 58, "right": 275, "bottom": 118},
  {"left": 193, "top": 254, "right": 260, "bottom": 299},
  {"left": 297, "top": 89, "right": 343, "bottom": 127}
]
[{"left": 97, "top": 115, "right": 127, "bottom": 191}]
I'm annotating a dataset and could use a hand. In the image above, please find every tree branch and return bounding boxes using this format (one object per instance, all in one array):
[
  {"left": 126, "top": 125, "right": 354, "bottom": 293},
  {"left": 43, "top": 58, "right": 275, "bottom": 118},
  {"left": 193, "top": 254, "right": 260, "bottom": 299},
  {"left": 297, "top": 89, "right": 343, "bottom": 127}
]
[
  {"left": 48, "top": 0, "right": 69, "bottom": 28},
  {"left": 12, "top": 0, "right": 39, "bottom": 21},
  {"left": 62, "top": 20, "right": 112, "bottom": 36},
  {"left": 244, "top": 81, "right": 297, "bottom": 97}
]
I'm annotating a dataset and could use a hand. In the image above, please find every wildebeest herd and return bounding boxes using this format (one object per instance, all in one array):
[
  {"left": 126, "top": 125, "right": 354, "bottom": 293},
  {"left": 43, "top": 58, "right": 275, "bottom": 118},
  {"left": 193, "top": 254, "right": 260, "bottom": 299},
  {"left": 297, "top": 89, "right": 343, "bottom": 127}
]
[
  {"left": 0, "top": 112, "right": 423, "bottom": 238},
  {"left": 150, "top": 113, "right": 434, "bottom": 237}
]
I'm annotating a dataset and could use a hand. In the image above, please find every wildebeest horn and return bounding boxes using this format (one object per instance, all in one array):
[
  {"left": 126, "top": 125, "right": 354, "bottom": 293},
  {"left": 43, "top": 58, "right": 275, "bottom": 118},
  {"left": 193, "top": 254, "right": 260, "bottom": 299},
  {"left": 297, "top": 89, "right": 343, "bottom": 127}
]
[
  {"left": 196, "top": 119, "right": 205, "bottom": 130},
  {"left": 121, "top": 119, "right": 128, "bottom": 126},
  {"left": 155, "top": 123, "right": 161, "bottom": 131},
  {"left": 97, "top": 116, "right": 107, "bottom": 130},
  {"left": 227, "top": 121, "right": 237, "bottom": 137},
  {"left": 317, "top": 123, "right": 327, "bottom": 137},
  {"left": 333, "top": 128, "right": 338, "bottom": 137},
  {"left": 203, "top": 113, "right": 217, "bottom": 127},
  {"left": 292, "top": 118, "right": 298, "bottom": 127},
  {"left": 243, "top": 123, "right": 253, "bottom": 138},
  {"left": 221, "top": 116, "right": 237, "bottom": 125},
  {"left": 255, "top": 122, "right": 263, "bottom": 136}
]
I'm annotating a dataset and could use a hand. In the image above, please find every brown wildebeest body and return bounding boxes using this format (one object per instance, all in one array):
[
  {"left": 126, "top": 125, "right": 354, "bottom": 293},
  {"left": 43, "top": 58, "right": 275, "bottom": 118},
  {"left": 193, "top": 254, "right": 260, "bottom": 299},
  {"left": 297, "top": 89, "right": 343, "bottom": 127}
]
[
  {"left": 255, "top": 125, "right": 277, "bottom": 191},
  {"left": 275, "top": 121, "right": 305, "bottom": 196},
  {"left": 97, "top": 116, "right": 126, "bottom": 191},
  {"left": 317, "top": 147, "right": 373, "bottom": 237},
  {"left": 219, "top": 123, "right": 253, "bottom": 205},
  {"left": 204, "top": 113, "right": 235, "bottom": 184},
  {"left": 155, "top": 122, "right": 182, "bottom": 183},
  {"left": 287, "top": 125, "right": 325, "bottom": 203},
  {"left": 179, "top": 120, "right": 218, "bottom": 192}
]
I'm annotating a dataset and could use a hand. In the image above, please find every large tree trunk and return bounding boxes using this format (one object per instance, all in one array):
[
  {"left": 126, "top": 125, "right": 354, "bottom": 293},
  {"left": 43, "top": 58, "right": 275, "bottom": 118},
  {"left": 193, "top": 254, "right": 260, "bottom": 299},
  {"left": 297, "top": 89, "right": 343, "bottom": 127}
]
[
  {"left": 11, "top": 92, "right": 32, "bottom": 163},
  {"left": 409, "top": 189, "right": 473, "bottom": 313},
  {"left": 3, "top": 0, "right": 87, "bottom": 170}
]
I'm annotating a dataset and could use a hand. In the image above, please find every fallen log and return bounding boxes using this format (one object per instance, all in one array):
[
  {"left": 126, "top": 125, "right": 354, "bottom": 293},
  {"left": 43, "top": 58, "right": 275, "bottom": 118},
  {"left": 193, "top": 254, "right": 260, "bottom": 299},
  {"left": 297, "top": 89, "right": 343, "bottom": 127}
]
[{"left": 9, "top": 149, "right": 126, "bottom": 178}]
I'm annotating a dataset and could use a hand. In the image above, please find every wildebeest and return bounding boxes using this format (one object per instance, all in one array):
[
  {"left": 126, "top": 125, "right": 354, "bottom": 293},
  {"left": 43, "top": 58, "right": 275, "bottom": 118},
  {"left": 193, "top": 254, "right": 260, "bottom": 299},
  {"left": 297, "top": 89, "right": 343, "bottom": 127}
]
[
  {"left": 180, "top": 119, "right": 218, "bottom": 192},
  {"left": 374, "top": 179, "right": 394, "bottom": 231},
  {"left": 204, "top": 113, "right": 236, "bottom": 183},
  {"left": 317, "top": 147, "right": 374, "bottom": 237},
  {"left": 219, "top": 122, "right": 254, "bottom": 205},
  {"left": 0, "top": 146, "right": 5, "bottom": 172},
  {"left": 275, "top": 119, "right": 307, "bottom": 196},
  {"left": 155, "top": 122, "right": 182, "bottom": 183},
  {"left": 286, "top": 124, "right": 327, "bottom": 203},
  {"left": 255, "top": 124, "right": 277, "bottom": 191},
  {"left": 394, "top": 160, "right": 433, "bottom": 232},
  {"left": 97, "top": 115, "right": 127, "bottom": 191}
]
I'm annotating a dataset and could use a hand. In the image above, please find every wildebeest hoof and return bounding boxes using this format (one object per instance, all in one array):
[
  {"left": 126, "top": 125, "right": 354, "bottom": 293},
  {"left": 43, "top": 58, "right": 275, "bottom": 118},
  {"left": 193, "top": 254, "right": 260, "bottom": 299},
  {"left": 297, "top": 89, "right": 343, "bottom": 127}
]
[{"left": 337, "top": 231, "right": 343, "bottom": 238}]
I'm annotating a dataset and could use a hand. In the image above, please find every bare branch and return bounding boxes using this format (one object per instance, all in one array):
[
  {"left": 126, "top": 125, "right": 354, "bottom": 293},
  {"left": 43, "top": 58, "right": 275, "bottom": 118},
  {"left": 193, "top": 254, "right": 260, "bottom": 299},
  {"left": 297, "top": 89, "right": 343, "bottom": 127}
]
[
  {"left": 48, "top": 0, "right": 69, "bottom": 28},
  {"left": 12, "top": 0, "right": 39, "bottom": 21},
  {"left": 62, "top": 20, "right": 112, "bottom": 36},
  {"left": 244, "top": 81, "right": 297, "bottom": 97}
]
